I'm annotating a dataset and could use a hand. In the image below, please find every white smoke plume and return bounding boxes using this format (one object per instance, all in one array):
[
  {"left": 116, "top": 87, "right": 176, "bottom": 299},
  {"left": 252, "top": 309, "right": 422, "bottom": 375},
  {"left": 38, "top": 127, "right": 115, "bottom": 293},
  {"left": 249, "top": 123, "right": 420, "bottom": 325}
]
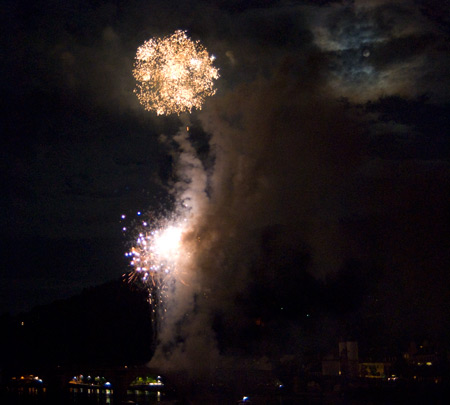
[{"left": 148, "top": 53, "right": 364, "bottom": 381}]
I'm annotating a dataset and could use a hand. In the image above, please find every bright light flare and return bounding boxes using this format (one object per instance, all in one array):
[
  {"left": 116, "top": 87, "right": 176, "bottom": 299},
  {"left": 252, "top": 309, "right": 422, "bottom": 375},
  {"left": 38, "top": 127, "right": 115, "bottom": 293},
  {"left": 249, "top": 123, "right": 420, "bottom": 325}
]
[
  {"left": 133, "top": 30, "right": 219, "bottom": 115},
  {"left": 154, "top": 225, "right": 183, "bottom": 260},
  {"left": 129, "top": 222, "right": 185, "bottom": 275}
]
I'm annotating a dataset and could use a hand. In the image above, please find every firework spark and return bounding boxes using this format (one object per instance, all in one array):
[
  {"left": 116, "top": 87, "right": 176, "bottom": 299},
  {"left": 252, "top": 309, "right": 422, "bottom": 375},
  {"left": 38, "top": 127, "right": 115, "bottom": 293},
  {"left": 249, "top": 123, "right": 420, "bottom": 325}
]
[
  {"left": 133, "top": 30, "right": 220, "bottom": 115},
  {"left": 124, "top": 213, "right": 189, "bottom": 331}
]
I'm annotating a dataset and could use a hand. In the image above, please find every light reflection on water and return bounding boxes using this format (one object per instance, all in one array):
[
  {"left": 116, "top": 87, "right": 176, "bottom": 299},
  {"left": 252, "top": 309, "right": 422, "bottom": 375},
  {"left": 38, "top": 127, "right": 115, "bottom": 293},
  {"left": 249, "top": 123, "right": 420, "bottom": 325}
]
[
  {"left": 3, "top": 388, "right": 447, "bottom": 405},
  {"left": 1, "top": 388, "right": 169, "bottom": 405},
  {"left": 69, "top": 388, "right": 168, "bottom": 404},
  {"left": 69, "top": 387, "right": 114, "bottom": 404}
]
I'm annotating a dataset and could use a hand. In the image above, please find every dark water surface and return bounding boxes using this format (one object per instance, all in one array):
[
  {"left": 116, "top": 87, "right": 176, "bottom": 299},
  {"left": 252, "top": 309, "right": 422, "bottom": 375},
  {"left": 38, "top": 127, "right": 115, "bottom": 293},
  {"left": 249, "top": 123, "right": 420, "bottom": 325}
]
[{"left": 2, "top": 387, "right": 449, "bottom": 405}]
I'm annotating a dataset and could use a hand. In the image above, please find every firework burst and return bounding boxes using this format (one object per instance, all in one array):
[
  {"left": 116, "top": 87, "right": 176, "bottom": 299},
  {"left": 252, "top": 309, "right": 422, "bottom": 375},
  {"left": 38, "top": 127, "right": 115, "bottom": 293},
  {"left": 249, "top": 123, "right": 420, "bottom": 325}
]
[
  {"left": 123, "top": 212, "right": 189, "bottom": 333},
  {"left": 133, "top": 30, "right": 219, "bottom": 115}
]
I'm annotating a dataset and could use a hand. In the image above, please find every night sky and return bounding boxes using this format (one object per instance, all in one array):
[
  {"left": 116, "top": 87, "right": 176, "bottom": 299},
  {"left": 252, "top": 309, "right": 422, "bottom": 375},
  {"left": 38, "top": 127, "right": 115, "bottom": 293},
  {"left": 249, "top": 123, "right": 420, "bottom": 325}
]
[{"left": 1, "top": 0, "right": 449, "bottom": 364}]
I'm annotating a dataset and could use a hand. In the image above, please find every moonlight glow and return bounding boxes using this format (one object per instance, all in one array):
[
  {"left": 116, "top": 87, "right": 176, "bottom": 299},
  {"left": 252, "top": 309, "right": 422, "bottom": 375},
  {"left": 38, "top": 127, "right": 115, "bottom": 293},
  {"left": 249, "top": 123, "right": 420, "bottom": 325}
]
[{"left": 133, "top": 30, "right": 220, "bottom": 115}]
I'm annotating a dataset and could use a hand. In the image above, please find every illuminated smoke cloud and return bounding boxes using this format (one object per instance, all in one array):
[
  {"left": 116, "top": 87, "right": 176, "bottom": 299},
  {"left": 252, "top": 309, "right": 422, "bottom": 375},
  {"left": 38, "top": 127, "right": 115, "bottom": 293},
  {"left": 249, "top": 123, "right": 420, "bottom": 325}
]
[
  {"left": 133, "top": 30, "right": 219, "bottom": 115},
  {"left": 129, "top": 31, "right": 364, "bottom": 382},
  {"left": 146, "top": 58, "right": 365, "bottom": 379}
]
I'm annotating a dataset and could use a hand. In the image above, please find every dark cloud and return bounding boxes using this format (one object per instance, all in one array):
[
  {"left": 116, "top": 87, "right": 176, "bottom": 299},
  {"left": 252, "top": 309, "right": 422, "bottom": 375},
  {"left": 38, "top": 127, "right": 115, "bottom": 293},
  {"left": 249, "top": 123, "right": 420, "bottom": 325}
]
[
  {"left": 309, "top": 0, "right": 450, "bottom": 101},
  {"left": 365, "top": 95, "right": 450, "bottom": 159}
]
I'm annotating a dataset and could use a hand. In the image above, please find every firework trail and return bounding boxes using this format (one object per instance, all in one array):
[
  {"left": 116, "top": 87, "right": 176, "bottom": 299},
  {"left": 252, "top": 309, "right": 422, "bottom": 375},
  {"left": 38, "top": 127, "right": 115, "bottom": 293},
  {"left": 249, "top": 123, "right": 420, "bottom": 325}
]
[{"left": 133, "top": 30, "right": 219, "bottom": 115}]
